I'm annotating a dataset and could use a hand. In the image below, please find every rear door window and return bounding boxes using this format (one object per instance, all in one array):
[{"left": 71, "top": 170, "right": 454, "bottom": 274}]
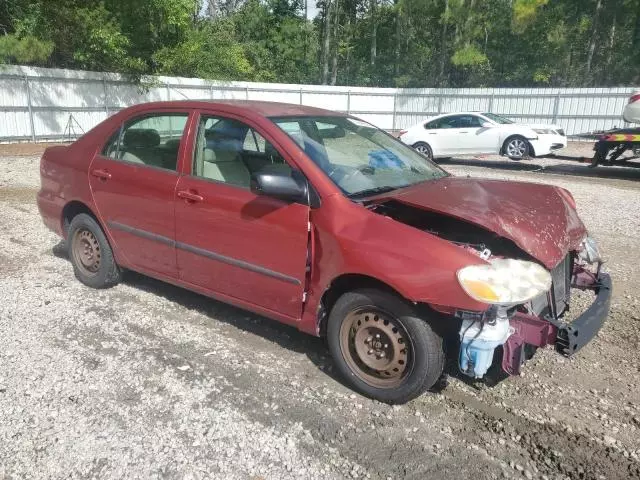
[
  {"left": 101, "top": 113, "right": 189, "bottom": 171},
  {"left": 425, "top": 116, "right": 458, "bottom": 129}
]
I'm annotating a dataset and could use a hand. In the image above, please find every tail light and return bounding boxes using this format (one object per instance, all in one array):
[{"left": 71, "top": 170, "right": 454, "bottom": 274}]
[
  {"left": 629, "top": 93, "right": 640, "bottom": 104},
  {"left": 398, "top": 130, "right": 407, "bottom": 137}
]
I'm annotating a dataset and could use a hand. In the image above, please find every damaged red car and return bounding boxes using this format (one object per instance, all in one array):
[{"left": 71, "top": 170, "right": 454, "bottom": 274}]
[{"left": 37, "top": 101, "right": 612, "bottom": 404}]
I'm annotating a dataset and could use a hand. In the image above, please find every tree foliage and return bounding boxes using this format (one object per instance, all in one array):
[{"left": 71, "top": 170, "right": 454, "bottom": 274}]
[{"left": 0, "top": 0, "right": 639, "bottom": 87}]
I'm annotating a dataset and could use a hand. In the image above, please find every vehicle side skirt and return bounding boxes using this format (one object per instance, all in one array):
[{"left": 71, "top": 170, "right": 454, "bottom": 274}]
[{"left": 120, "top": 263, "right": 301, "bottom": 328}]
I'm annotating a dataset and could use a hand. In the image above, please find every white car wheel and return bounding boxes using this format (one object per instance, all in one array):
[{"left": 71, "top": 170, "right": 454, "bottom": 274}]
[
  {"left": 413, "top": 142, "right": 433, "bottom": 160},
  {"left": 504, "top": 137, "right": 530, "bottom": 160}
]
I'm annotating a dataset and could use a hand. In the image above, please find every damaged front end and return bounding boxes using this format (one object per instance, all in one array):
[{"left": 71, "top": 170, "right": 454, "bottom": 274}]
[
  {"left": 366, "top": 197, "right": 612, "bottom": 382},
  {"left": 456, "top": 238, "right": 612, "bottom": 380}
]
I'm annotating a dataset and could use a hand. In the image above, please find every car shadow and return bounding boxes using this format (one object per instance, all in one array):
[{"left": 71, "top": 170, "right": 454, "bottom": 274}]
[
  {"left": 438, "top": 156, "right": 640, "bottom": 182},
  {"left": 52, "top": 239, "right": 491, "bottom": 396},
  {"left": 52, "top": 240, "right": 349, "bottom": 387}
]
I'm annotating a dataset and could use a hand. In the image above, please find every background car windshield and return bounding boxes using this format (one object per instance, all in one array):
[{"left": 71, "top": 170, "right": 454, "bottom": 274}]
[
  {"left": 482, "top": 112, "right": 515, "bottom": 124},
  {"left": 271, "top": 116, "right": 447, "bottom": 196}
]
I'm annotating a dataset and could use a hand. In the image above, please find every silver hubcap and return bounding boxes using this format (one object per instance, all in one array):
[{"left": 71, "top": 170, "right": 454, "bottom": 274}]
[
  {"left": 506, "top": 139, "right": 527, "bottom": 158},
  {"left": 415, "top": 145, "right": 431, "bottom": 157}
]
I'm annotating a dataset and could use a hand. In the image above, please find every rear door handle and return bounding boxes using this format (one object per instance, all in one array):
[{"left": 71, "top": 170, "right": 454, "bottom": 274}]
[
  {"left": 177, "top": 190, "right": 204, "bottom": 203},
  {"left": 91, "top": 169, "right": 112, "bottom": 180}
]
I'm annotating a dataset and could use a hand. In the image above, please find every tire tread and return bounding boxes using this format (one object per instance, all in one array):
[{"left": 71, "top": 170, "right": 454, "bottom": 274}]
[
  {"left": 67, "top": 213, "right": 121, "bottom": 289},
  {"left": 327, "top": 288, "right": 445, "bottom": 404}
]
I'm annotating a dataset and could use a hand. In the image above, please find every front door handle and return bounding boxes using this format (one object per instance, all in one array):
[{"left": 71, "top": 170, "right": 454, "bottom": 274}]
[
  {"left": 91, "top": 169, "right": 112, "bottom": 180},
  {"left": 177, "top": 190, "right": 204, "bottom": 203}
]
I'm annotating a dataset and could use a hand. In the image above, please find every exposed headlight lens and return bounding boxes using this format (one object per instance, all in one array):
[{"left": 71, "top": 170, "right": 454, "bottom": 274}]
[
  {"left": 579, "top": 235, "right": 602, "bottom": 264},
  {"left": 457, "top": 259, "right": 552, "bottom": 306},
  {"left": 533, "top": 128, "right": 555, "bottom": 135}
]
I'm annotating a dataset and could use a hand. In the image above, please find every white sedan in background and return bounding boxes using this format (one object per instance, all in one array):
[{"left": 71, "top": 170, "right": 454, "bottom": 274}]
[
  {"left": 398, "top": 112, "right": 567, "bottom": 161},
  {"left": 623, "top": 91, "right": 640, "bottom": 124}
]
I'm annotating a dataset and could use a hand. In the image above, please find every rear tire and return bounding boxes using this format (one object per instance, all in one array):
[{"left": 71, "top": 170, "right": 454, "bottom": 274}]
[
  {"left": 327, "top": 288, "right": 445, "bottom": 404},
  {"left": 67, "top": 213, "right": 122, "bottom": 289},
  {"left": 413, "top": 142, "right": 433, "bottom": 161},
  {"left": 503, "top": 136, "right": 530, "bottom": 160}
]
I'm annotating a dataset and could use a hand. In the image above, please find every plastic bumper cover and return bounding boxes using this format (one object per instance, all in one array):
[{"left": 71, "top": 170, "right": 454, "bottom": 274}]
[
  {"left": 555, "top": 273, "right": 612, "bottom": 356},
  {"left": 529, "top": 136, "right": 568, "bottom": 156},
  {"left": 502, "top": 272, "right": 612, "bottom": 376}
]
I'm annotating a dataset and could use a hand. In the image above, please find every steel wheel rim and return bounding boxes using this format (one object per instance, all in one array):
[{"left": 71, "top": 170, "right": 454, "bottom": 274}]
[
  {"left": 72, "top": 229, "right": 101, "bottom": 276},
  {"left": 507, "top": 139, "right": 527, "bottom": 158},
  {"left": 415, "top": 145, "right": 431, "bottom": 157},
  {"left": 339, "top": 308, "right": 412, "bottom": 388}
]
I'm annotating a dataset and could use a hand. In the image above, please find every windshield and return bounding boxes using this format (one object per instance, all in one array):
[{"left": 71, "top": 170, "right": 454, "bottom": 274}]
[
  {"left": 270, "top": 116, "right": 447, "bottom": 197},
  {"left": 482, "top": 112, "right": 515, "bottom": 124}
]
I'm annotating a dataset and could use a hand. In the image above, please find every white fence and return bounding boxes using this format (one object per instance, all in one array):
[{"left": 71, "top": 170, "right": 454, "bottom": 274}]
[{"left": 0, "top": 65, "right": 636, "bottom": 142}]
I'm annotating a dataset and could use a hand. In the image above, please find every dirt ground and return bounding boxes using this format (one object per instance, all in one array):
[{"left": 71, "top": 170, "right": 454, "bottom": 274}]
[
  {"left": 0, "top": 142, "right": 69, "bottom": 157},
  {"left": 1, "top": 142, "right": 640, "bottom": 479}
]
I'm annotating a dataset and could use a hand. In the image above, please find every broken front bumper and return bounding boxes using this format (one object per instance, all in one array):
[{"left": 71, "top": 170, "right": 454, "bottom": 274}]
[
  {"left": 555, "top": 273, "right": 612, "bottom": 356},
  {"left": 502, "top": 271, "right": 612, "bottom": 376}
]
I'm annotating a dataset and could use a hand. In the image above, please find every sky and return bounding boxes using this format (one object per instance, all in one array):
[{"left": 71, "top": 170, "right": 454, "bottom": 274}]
[{"left": 306, "top": 1, "right": 320, "bottom": 19}]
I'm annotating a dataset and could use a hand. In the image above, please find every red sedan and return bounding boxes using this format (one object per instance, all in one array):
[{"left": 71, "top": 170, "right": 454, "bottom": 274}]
[{"left": 37, "top": 101, "right": 611, "bottom": 404}]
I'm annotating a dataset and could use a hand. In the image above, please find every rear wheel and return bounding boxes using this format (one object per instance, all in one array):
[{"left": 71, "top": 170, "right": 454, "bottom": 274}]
[
  {"left": 503, "top": 136, "right": 530, "bottom": 160},
  {"left": 327, "top": 289, "right": 445, "bottom": 404},
  {"left": 413, "top": 142, "right": 433, "bottom": 161},
  {"left": 67, "top": 213, "right": 121, "bottom": 289}
]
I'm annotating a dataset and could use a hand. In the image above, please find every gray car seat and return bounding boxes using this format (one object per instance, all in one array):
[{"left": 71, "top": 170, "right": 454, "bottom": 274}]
[
  {"left": 202, "top": 144, "right": 251, "bottom": 188},
  {"left": 121, "top": 129, "right": 161, "bottom": 165}
]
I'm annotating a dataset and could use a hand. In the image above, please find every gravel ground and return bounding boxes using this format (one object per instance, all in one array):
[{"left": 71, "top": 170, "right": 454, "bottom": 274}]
[{"left": 1, "top": 144, "right": 640, "bottom": 479}]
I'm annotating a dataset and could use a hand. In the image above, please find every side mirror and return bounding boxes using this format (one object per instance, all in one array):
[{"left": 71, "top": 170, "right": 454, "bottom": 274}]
[
  {"left": 481, "top": 122, "right": 493, "bottom": 128},
  {"left": 250, "top": 166, "right": 308, "bottom": 203}
]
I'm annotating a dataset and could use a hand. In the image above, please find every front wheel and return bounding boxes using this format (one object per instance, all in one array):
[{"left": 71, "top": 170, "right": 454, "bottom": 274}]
[
  {"left": 503, "top": 136, "right": 530, "bottom": 160},
  {"left": 413, "top": 142, "right": 433, "bottom": 161},
  {"left": 327, "top": 289, "right": 445, "bottom": 404}
]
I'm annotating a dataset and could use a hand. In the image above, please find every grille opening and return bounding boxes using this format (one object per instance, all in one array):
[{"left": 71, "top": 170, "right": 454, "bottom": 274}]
[{"left": 530, "top": 254, "right": 572, "bottom": 319}]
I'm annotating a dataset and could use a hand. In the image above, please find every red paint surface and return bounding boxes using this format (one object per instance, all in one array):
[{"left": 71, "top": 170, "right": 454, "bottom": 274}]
[
  {"left": 37, "top": 100, "right": 589, "bottom": 337},
  {"left": 502, "top": 313, "right": 558, "bottom": 376},
  {"left": 377, "top": 177, "right": 585, "bottom": 269}
]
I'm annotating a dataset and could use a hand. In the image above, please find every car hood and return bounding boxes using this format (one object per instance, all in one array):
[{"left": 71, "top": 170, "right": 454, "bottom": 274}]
[
  {"left": 377, "top": 177, "right": 586, "bottom": 269},
  {"left": 521, "top": 123, "right": 562, "bottom": 131}
]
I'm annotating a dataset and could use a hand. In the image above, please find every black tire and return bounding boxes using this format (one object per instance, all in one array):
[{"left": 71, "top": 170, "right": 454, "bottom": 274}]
[
  {"left": 502, "top": 135, "right": 530, "bottom": 160},
  {"left": 67, "top": 213, "right": 122, "bottom": 289},
  {"left": 327, "top": 288, "right": 445, "bottom": 404},
  {"left": 413, "top": 142, "right": 433, "bottom": 161}
]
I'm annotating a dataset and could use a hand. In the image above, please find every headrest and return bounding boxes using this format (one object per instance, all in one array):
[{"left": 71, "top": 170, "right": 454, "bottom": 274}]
[
  {"left": 163, "top": 138, "right": 181, "bottom": 153},
  {"left": 205, "top": 126, "right": 245, "bottom": 142},
  {"left": 123, "top": 129, "right": 160, "bottom": 149}
]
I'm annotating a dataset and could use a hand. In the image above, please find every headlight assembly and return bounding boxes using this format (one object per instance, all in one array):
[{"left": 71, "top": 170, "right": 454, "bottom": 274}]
[
  {"left": 457, "top": 258, "right": 552, "bottom": 306},
  {"left": 579, "top": 235, "right": 602, "bottom": 264},
  {"left": 533, "top": 128, "right": 555, "bottom": 135}
]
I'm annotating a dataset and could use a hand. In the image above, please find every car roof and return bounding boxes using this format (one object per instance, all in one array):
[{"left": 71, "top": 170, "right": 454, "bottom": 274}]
[
  {"left": 431, "top": 112, "right": 486, "bottom": 118},
  {"left": 125, "top": 100, "right": 344, "bottom": 118}
]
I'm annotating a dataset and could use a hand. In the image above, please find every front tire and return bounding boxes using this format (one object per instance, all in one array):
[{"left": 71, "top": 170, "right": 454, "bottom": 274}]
[
  {"left": 413, "top": 142, "right": 433, "bottom": 161},
  {"left": 503, "top": 136, "right": 530, "bottom": 160},
  {"left": 67, "top": 213, "right": 122, "bottom": 289},
  {"left": 327, "top": 289, "right": 445, "bottom": 404}
]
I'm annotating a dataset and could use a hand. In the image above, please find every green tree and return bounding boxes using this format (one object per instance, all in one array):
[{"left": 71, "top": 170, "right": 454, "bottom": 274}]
[
  {"left": 0, "top": 0, "right": 639, "bottom": 87},
  {"left": 153, "top": 20, "right": 253, "bottom": 79}
]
